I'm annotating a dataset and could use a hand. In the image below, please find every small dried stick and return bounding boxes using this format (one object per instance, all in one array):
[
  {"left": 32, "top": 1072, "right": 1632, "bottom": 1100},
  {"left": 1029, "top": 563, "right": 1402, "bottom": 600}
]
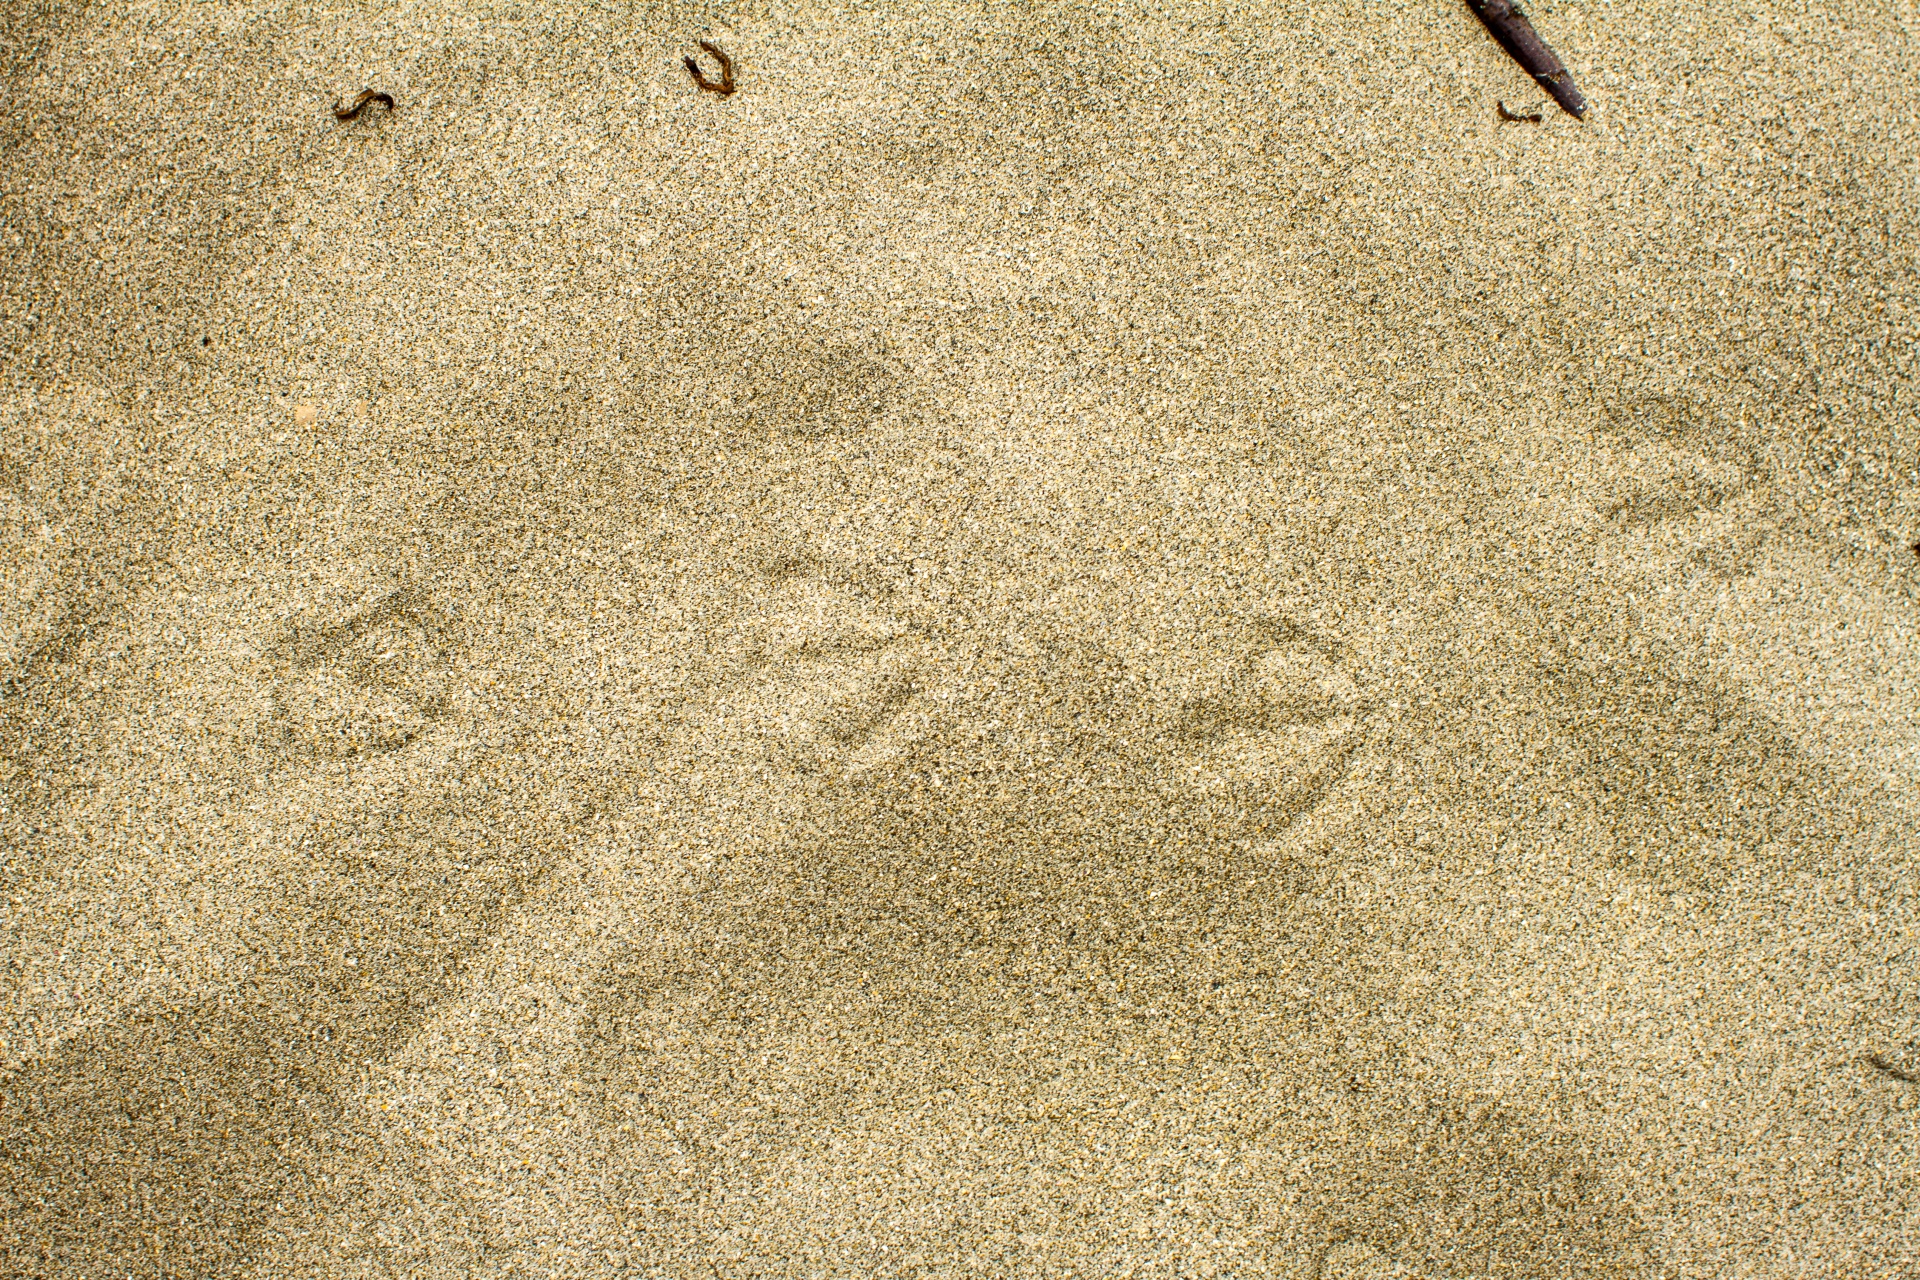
[
  {"left": 1464, "top": 0, "right": 1586, "bottom": 119},
  {"left": 333, "top": 89, "right": 396, "bottom": 121},
  {"left": 684, "top": 41, "right": 736, "bottom": 96},
  {"left": 1496, "top": 99, "right": 1543, "bottom": 123}
]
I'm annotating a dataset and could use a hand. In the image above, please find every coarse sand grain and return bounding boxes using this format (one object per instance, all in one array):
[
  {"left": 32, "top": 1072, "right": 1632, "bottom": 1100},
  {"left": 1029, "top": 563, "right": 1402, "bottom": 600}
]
[{"left": 2, "top": 1, "right": 1917, "bottom": 1276}]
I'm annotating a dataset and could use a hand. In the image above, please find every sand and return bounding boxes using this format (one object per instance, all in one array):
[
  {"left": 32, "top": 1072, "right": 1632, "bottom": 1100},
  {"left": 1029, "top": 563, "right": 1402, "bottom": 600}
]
[{"left": 2, "top": 0, "right": 1917, "bottom": 1275}]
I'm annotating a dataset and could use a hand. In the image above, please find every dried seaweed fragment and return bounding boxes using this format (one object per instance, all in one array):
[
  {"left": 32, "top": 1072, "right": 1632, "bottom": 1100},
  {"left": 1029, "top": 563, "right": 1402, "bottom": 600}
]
[
  {"left": 684, "top": 40, "right": 736, "bottom": 96},
  {"left": 1497, "top": 99, "right": 1543, "bottom": 124},
  {"left": 1465, "top": 0, "right": 1586, "bottom": 119},
  {"left": 333, "top": 89, "right": 395, "bottom": 122}
]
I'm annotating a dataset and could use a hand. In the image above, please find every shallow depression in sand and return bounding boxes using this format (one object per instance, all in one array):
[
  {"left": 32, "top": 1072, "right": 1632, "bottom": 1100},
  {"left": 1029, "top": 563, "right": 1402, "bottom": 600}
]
[{"left": 2, "top": 1, "right": 1918, "bottom": 1276}]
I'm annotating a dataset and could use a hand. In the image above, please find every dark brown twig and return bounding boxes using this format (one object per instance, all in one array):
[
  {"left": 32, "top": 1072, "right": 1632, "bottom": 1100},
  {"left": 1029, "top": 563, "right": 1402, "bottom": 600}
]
[
  {"left": 332, "top": 89, "right": 396, "bottom": 122},
  {"left": 1496, "top": 99, "right": 1543, "bottom": 124},
  {"left": 1465, "top": 0, "right": 1586, "bottom": 119},
  {"left": 684, "top": 41, "right": 736, "bottom": 96},
  {"left": 1865, "top": 1052, "right": 1918, "bottom": 1084}
]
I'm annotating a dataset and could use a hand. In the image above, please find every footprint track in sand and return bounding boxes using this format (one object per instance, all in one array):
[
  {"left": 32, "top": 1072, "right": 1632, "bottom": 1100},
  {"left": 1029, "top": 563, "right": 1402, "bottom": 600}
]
[
  {"left": 1157, "top": 616, "right": 1374, "bottom": 843},
  {"left": 731, "top": 613, "right": 936, "bottom": 777},
  {"left": 261, "top": 588, "right": 461, "bottom": 760}
]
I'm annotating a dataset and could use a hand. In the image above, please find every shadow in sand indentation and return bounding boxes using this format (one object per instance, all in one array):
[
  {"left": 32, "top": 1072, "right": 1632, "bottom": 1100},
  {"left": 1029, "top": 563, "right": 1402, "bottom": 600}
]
[
  {"left": 1427, "top": 622, "right": 1864, "bottom": 896},
  {"left": 563, "top": 630, "right": 1651, "bottom": 1271},
  {"left": 568, "top": 617, "right": 1645, "bottom": 1270},
  {"left": 0, "top": 996, "right": 338, "bottom": 1279},
  {"left": 0, "top": 752, "right": 581, "bottom": 1273},
  {"left": 721, "top": 336, "right": 895, "bottom": 440},
  {"left": 1551, "top": 660, "right": 1859, "bottom": 891},
  {"left": 1317, "top": 1093, "right": 1647, "bottom": 1278}
]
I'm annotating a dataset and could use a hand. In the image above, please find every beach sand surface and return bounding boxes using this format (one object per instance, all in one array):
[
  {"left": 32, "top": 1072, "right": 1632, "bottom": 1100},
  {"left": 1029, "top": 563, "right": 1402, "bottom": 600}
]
[{"left": 2, "top": 0, "right": 1917, "bottom": 1275}]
